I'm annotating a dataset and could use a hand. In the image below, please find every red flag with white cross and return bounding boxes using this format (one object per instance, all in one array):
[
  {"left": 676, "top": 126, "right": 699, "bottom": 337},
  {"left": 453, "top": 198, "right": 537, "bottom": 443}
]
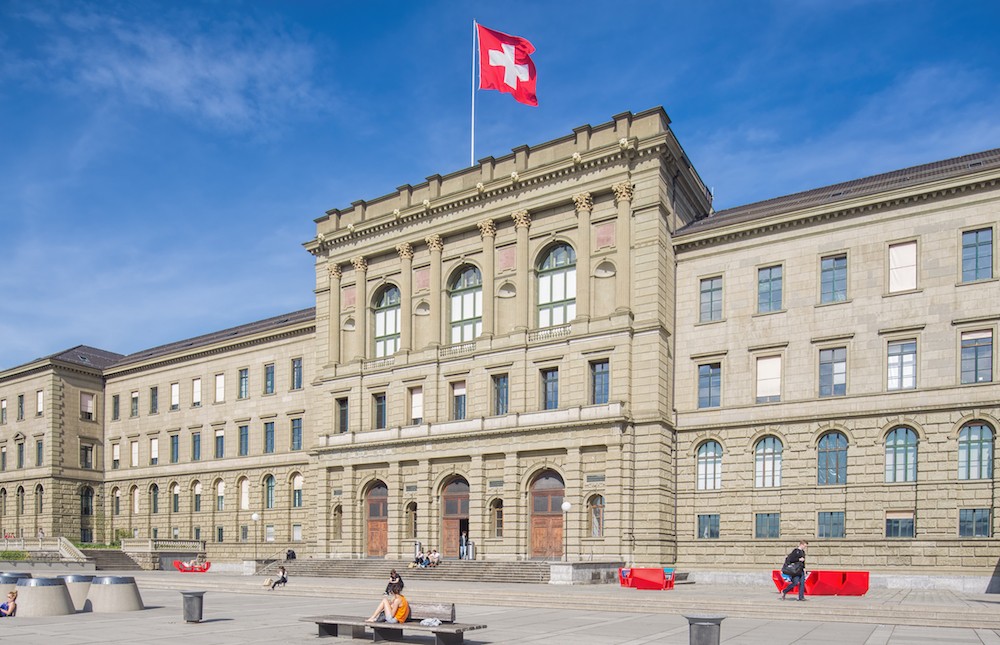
[{"left": 477, "top": 24, "right": 537, "bottom": 106}]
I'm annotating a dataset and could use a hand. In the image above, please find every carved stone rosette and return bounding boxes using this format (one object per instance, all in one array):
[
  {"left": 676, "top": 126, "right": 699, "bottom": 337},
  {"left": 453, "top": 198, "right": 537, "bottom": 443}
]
[
  {"left": 573, "top": 192, "right": 593, "bottom": 212},
  {"left": 477, "top": 219, "right": 496, "bottom": 238},
  {"left": 425, "top": 234, "right": 444, "bottom": 252},
  {"left": 395, "top": 242, "right": 414, "bottom": 260},
  {"left": 327, "top": 263, "right": 342, "bottom": 279},
  {"left": 511, "top": 210, "right": 531, "bottom": 229},
  {"left": 612, "top": 181, "right": 635, "bottom": 204},
  {"left": 351, "top": 256, "right": 368, "bottom": 272}
]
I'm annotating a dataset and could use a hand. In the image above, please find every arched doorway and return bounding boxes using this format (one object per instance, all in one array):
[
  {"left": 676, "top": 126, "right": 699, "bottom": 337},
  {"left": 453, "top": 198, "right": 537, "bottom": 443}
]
[
  {"left": 441, "top": 478, "right": 469, "bottom": 559},
  {"left": 365, "top": 482, "right": 388, "bottom": 557},
  {"left": 530, "top": 470, "right": 564, "bottom": 559}
]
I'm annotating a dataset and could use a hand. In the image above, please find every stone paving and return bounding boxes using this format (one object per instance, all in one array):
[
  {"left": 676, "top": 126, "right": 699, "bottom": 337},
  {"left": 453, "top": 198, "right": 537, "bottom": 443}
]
[{"left": 2, "top": 571, "right": 1000, "bottom": 644}]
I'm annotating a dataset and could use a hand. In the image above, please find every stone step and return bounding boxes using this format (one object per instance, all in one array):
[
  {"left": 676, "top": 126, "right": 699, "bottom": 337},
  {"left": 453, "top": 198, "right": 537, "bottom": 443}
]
[
  {"left": 267, "top": 558, "right": 552, "bottom": 584},
  {"left": 80, "top": 549, "right": 144, "bottom": 571}
]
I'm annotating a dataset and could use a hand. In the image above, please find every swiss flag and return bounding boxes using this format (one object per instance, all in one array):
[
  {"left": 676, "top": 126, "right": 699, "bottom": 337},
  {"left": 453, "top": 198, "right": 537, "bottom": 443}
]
[{"left": 477, "top": 24, "right": 537, "bottom": 106}]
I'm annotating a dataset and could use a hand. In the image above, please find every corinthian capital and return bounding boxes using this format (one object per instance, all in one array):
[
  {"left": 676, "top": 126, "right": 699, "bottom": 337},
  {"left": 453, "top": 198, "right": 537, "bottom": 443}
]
[
  {"left": 327, "top": 263, "right": 342, "bottom": 279},
  {"left": 425, "top": 234, "right": 443, "bottom": 252},
  {"left": 477, "top": 219, "right": 496, "bottom": 238},
  {"left": 573, "top": 192, "right": 593, "bottom": 212},
  {"left": 351, "top": 256, "right": 368, "bottom": 272},
  {"left": 612, "top": 181, "right": 635, "bottom": 203},
  {"left": 395, "top": 242, "right": 414, "bottom": 260},
  {"left": 511, "top": 210, "right": 531, "bottom": 229}
]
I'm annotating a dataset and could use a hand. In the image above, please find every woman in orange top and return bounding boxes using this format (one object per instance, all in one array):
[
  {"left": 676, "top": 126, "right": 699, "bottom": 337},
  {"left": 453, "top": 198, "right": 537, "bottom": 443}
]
[{"left": 366, "top": 583, "right": 409, "bottom": 624}]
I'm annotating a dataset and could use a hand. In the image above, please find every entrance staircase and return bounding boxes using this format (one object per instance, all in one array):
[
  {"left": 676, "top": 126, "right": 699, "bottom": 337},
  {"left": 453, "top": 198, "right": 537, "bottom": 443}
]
[
  {"left": 265, "top": 558, "right": 551, "bottom": 584},
  {"left": 81, "top": 548, "right": 144, "bottom": 571}
]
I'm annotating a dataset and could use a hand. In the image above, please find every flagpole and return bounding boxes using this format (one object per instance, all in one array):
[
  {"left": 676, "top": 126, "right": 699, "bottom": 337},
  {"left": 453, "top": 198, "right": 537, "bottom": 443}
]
[{"left": 471, "top": 20, "right": 477, "bottom": 167}]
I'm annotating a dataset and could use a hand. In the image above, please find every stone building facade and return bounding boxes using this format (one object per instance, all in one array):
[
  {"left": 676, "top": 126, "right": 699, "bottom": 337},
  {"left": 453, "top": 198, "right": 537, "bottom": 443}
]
[{"left": 0, "top": 107, "right": 997, "bottom": 573}]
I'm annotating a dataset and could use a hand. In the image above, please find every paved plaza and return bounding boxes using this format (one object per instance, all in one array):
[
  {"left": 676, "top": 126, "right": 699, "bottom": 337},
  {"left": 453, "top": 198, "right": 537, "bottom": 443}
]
[{"left": 3, "top": 571, "right": 1000, "bottom": 644}]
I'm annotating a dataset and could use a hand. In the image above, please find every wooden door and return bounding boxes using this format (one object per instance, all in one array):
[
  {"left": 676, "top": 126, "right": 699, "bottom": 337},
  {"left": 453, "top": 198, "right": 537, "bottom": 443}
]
[
  {"left": 442, "top": 519, "right": 461, "bottom": 557},
  {"left": 441, "top": 478, "right": 469, "bottom": 558},
  {"left": 366, "top": 482, "right": 388, "bottom": 557},
  {"left": 530, "top": 470, "right": 565, "bottom": 559},
  {"left": 367, "top": 520, "right": 387, "bottom": 557}
]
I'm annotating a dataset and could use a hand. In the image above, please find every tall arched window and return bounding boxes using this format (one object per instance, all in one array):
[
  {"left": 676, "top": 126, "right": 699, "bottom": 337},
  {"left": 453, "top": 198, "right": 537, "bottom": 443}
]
[
  {"left": 150, "top": 484, "right": 159, "bottom": 514},
  {"left": 239, "top": 478, "right": 250, "bottom": 510},
  {"left": 16, "top": 486, "right": 24, "bottom": 516},
  {"left": 374, "top": 286, "right": 401, "bottom": 358},
  {"left": 959, "top": 422, "right": 994, "bottom": 480},
  {"left": 697, "top": 441, "right": 722, "bottom": 490},
  {"left": 112, "top": 488, "right": 121, "bottom": 515},
  {"left": 754, "top": 436, "right": 783, "bottom": 488},
  {"left": 588, "top": 495, "right": 605, "bottom": 537},
  {"left": 264, "top": 475, "right": 276, "bottom": 509},
  {"left": 171, "top": 484, "right": 180, "bottom": 513},
  {"left": 885, "top": 427, "right": 918, "bottom": 482},
  {"left": 80, "top": 486, "right": 93, "bottom": 516},
  {"left": 537, "top": 244, "right": 576, "bottom": 328},
  {"left": 292, "top": 474, "right": 304, "bottom": 508},
  {"left": 450, "top": 266, "right": 483, "bottom": 343},
  {"left": 818, "top": 431, "right": 848, "bottom": 485},
  {"left": 405, "top": 502, "right": 417, "bottom": 539},
  {"left": 489, "top": 499, "right": 504, "bottom": 538},
  {"left": 34, "top": 485, "right": 43, "bottom": 515},
  {"left": 331, "top": 504, "right": 343, "bottom": 540},
  {"left": 131, "top": 486, "right": 140, "bottom": 514},
  {"left": 216, "top": 481, "right": 225, "bottom": 511},
  {"left": 0, "top": 489, "right": 6, "bottom": 516},
  {"left": 193, "top": 482, "right": 202, "bottom": 512}
]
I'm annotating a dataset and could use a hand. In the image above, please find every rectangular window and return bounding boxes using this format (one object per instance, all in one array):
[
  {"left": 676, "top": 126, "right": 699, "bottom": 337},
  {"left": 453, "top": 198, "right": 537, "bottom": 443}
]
[
  {"left": 699, "top": 276, "right": 723, "bottom": 322},
  {"left": 192, "top": 378, "right": 202, "bottom": 407},
  {"left": 698, "top": 363, "right": 721, "bottom": 408},
  {"left": 36, "top": 390, "right": 44, "bottom": 416},
  {"left": 170, "top": 382, "right": 180, "bottom": 410},
  {"left": 239, "top": 425, "right": 249, "bottom": 456},
  {"left": 337, "top": 398, "right": 349, "bottom": 433},
  {"left": 130, "top": 441, "right": 139, "bottom": 467},
  {"left": 112, "top": 443, "right": 120, "bottom": 469},
  {"left": 755, "top": 512, "right": 780, "bottom": 539},
  {"left": 756, "top": 356, "right": 782, "bottom": 403},
  {"left": 241, "top": 525, "right": 249, "bottom": 542},
  {"left": 265, "top": 525, "right": 275, "bottom": 542},
  {"left": 172, "top": 490, "right": 179, "bottom": 513},
  {"left": 264, "top": 422, "right": 275, "bottom": 453},
  {"left": 292, "top": 524, "right": 303, "bottom": 541},
  {"left": 820, "top": 254, "right": 848, "bottom": 303},
  {"left": 130, "top": 391, "right": 139, "bottom": 417},
  {"left": 215, "top": 429, "right": 224, "bottom": 458},
  {"left": 961, "top": 330, "right": 993, "bottom": 384},
  {"left": 888, "top": 240, "right": 917, "bottom": 292},
  {"left": 80, "top": 444, "right": 94, "bottom": 469},
  {"left": 959, "top": 508, "right": 991, "bottom": 538},
  {"left": 591, "top": 360, "right": 610, "bottom": 405},
  {"left": 35, "top": 439, "right": 43, "bottom": 466},
  {"left": 170, "top": 435, "right": 179, "bottom": 464},
  {"left": 291, "top": 358, "right": 303, "bottom": 390},
  {"left": 238, "top": 368, "right": 249, "bottom": 399},
  {"left": 819, "top": 347, "right": 847, "bottom": 397},
  {"left": 374, "top": 394, "right": 387, "bottom": 429},
  {"left": 818, "top": 511, "right": 845, "bottom": 538},
  {"left": 757, "top": 265, "right": 783, "bottom": 313},
  {"left": 17, "top": 443, "right": 24, "bottom": 468},
  {"left": 290, "top": 418, "right": 302, "bottom": 451},
  {"left": 962, "top": 228, "right": 993, "bottom": 283},
  {"left": 541, "top": 368, "right": 559, "bottom": 410},
  {"left": 493, "top": 374, "right": 509, "bottom": 416},
  {"left": 112, "top": 395, "right": 120, "bottom": 421},
  {"left": 216, "top": 527, "right": 224, "bottom": 543},
  {"left": 194, "top": 527, "right": 201, "bottom": 540},
  {"left": 409, "top": 387, "right": 423, "bottom": 425},
  {"left": 886, "top": 511, "right": 915, "bottom": 538},
  {"left": 1, "top": 446, "right": 6, "bottom": 471},
  {"left": 887, "top": 340, "right": 917, "bottom": 390},
  {"left": 149, "top": 386, "right": 158, "bottom": 414},
  {"left": 264, "top": 363, "right": 275, "bottom": 394},
  {"left": 192, "top": 432, "right": 201, "bottom": 461},
  {"left": 80, "top": 392, "right": 95, "bottom": 421},
  {"left": 215, "top": 373, "right": 225, "bottom": 403},
  {"left": 697, "top": 514, "right": 720, "bottom": 539},
  {"left": 149, "top": 438, "right": 158, "bottom": 465},
  {"left": 17, "top": 395, "right": 24, "bottom": 421},
  {"left": 0, "top": 399, "right": 5, "bottom": 424},
  {"left": 452, "top": 381, "right": 467, "bottom": 420}
]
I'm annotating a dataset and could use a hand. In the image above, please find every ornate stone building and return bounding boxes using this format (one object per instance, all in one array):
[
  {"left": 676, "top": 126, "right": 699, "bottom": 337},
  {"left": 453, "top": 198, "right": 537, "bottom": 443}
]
[{"left": 0, "top": 107, "right": 997, "bottom": 574}]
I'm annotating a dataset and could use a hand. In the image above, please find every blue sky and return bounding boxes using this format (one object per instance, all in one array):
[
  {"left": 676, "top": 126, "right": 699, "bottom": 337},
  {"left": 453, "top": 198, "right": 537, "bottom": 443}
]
[{"left": 2, "top": 0, "right": 999, "bottom": 369}]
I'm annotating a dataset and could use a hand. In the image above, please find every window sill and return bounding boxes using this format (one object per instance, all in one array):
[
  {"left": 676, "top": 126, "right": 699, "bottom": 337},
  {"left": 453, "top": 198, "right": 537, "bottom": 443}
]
[
  {"left": 695, "top": 318, "right": 726, "bottom": 327},
  {"left": 956, "top": 277, "right": 998, "bottom": 288},
  {"left": 815, "top": 298, "right": 852, "bottom": 308},
  {"left": 752, "top": 309, "right": 786, "bottom": 318},
  {"left": 883, "top": 288, "right": 923, "bottom": 298}
]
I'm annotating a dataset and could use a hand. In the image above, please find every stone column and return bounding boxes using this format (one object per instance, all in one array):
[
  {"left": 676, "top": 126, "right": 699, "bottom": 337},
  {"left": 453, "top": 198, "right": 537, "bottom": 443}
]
[
  {"left": 477, "top": 219, "right": 496, "bottom": 337},
  {"left": 573, "top": 193, "right": 592, "bottom": 321},
  {"left": 351, "top": 256, "right": 368, "bottom": 360},
  {"left": 396, "top": 243, "right": 413, "bottom": 352},
  {"left": 511, "top": 210, "right": 531, "bottom": 330},
  {"left": 564, "top": 447, "right": 582, "bottom": 562},
  {"left": 612, "top": 182, "right": 633, "bottom": 313},
  {"left": 327, "top": 264, "right": 342, "bottom": 365},
  {"left": 469, "top": 454, "right": 484, "bottom": 558},
  {"left": 425, "top": 235, "right": 443, "bottom": 346}
]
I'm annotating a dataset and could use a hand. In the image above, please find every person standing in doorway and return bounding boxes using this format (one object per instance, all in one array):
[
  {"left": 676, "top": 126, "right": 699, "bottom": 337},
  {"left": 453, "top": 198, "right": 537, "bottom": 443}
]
[
  {"left": 779, "top": 540, "right": 808, "bottom": 601},
  {"left": 459, "top": 531, "right": 468, "bottom": 560}
]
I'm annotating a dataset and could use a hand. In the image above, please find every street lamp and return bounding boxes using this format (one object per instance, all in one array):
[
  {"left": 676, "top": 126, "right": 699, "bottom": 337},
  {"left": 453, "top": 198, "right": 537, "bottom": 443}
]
[
  {"left": 251, "top": 512, "right": 260, "bottom": 568},
  {"left": 560, "top": 501, "right": 571, "bottom": 563}
]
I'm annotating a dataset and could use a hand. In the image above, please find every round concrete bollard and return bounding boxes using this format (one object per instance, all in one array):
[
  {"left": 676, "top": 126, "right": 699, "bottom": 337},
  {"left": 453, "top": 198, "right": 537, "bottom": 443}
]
[
  {"left": 15, "top": 578, "right": 76, "bottom": 616},
  {"left": 180, "top": 590, "right": 206, "bottom": 623},
  {"left": 0, "top": 573, "right": 32, "bottom": 597},
  {"left": 683, "top": 614, "right": 726, "bottom": 645},
  {"left": 86, "top": 576, "right": 144, "bottom": 612},
  {"left": 58, "top": 574, "right": 95, "bottom": 612}
]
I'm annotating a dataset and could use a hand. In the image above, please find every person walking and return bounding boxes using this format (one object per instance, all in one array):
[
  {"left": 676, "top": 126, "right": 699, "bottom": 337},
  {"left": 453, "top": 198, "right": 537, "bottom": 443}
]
[{"left": 779, "top": 540, "right": 808, "bottom": 601}]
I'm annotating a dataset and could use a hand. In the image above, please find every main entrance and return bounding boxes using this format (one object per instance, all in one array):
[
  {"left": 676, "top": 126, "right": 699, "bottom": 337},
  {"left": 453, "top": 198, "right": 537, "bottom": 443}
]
[
  {"left": 441, "top": 478, "right": 469, "bottom": 559},
  {"left": 365, "top": 482, "right": 388, "bottom": 557},
  {"left": 530, "top": 470, "right": 564, "bottom": 559}
]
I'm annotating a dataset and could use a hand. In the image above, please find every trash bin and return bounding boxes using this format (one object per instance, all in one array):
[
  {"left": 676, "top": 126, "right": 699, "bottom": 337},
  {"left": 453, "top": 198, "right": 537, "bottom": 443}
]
[
  {"left": 466, "top": 541, "right": 475, "bottom": 560},
  {"left": 682, "top": 614, "right": 726, "bottom": 645},
  {"left": 181, "top": 590, "right": 206, "bottom": 623}
]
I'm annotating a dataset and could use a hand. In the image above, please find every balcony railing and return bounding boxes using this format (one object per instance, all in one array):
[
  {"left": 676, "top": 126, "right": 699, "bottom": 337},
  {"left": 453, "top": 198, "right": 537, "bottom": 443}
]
[{"left": 527, "top": 324, "right": 571, "bottom": 343}]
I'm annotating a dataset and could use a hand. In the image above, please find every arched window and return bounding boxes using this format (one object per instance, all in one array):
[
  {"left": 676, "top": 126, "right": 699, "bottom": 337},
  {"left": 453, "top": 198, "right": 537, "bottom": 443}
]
[
  {"left": 216, "top": 481, "right": 225, "bottom": 511},
  {"left": 697, "top": 441, "right": 722, "bottom": 490},
  {"left": 80, "top": 486, "right": 93, "bottom": 516},
  {"left": 239, "top": 477, "right": 250, "bottom": 510},
  {"left": 331, "top": 505, "right": 343, "bottom": 540},
  {"left": 0, "top": 488, "right": 6, "bottom": 516},
  {"left": 193, "top": 482, "right": 202, "bottom": 512},
  {"left": 150, "top": 484, "right": 159, "bottom": 514},
  {"left": 818, "top": 431, "right": 848, "bottom": 485},
  {"left": 264, "top": 475, "right": 276, "bottom": 509},
  {"left": 112, "top": 488, "right": 121, "bottom": 515},
  {"left": 959, "top": 422, "right": 994, "bottom": 480},
  {"left": 405, "top": 502, "right": 417, "bottom": 539},
  {"left": 537, "top": 244, "right": 576, "bottom": 328},
  {"left": 489, "top": 499, "right": 504, "bottom": 538},
  {"left": 16, "top": 486, "right": 25, "bottom": 516},
  {"left": 292, "top": 474, "right": 304, "bottom": 508},
  {"left": 754, "top": 436, "right": 783, "bottom": 488},
  {"left": 588, "top": 495, "right": 605, "bottom": 537},
  {"left": 374, "top": 286, "right": 401, "bottom": 358},
  {"left": 450, "top": 266, "right": 483, "bottom": 343},
  {"left": 34, "top": 485, "right": 43, "bottom": 515},
  {"left": 885, "top": 427, "right": 918, "bottom": 482},
  {"left": 131, "top": 487, "right": 140, "bottom": 514},
  {"left": 171, "top": 484, "right": 180, "bottom": 513}
]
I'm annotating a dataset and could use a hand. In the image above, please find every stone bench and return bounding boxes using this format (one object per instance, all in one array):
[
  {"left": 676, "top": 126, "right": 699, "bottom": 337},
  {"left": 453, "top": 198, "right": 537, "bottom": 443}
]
[{"left": 303, "top": 601, "right": 487, "bottom": 645}]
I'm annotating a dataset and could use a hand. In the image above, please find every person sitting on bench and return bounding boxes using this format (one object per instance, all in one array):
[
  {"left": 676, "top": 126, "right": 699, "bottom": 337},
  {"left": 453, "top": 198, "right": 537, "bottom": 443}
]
[{"left": 366, "top": 582, "right": 409, "bottom": 623}]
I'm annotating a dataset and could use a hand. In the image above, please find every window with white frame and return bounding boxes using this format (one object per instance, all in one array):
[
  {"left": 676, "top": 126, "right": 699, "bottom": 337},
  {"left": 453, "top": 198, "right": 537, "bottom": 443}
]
[
  {"left": 240, "top": 478, "right": 250, "bottom": 510},
  {"left": 961, "top": 330, "right": 993, "bottom": 384},
  {"left": 374, "top": 286, "right": 401, "bottom": 358},
  {"left": 885, "top": 427, "right": 918, "bottom": 483},
  {"left": 757, "top": 265, "right": 783, "bottom": 313},
  {"left": 817, "top": 431, "right": 848, "bottom": 485},
  {"left": 820, "top": 254, "right": 848, "bottom": 303},
  {"left": 80, "top": 392, "right": 95, "bottom": 421},
  {"left": 192, "top": 378, "right": 202, "bottom": 407},
  {"left": 36, "top": 390, "right": 43, "bottom": 416},
  {"left": 885, "top": 510, "right": 914, "bottom": 538},
  {"left": 888, "top": 241, "right": 917, "bottom": 292},
  {"left": 292, "top": 474, "right": 304, "bottom": 508},
  {"left": 962, "top": 228, "right": 993, "bottom": 283},
  {"left": 537, "top": 244, "right": 576, "bottom": 327},
  {"left": 215, "top": 374, "right": 225, "bottom": 403},
  {"left": 819, "top": 347, "right": 847, "bottom": 397},
  {"left": 130, "top": 391, "right": 138, "bottom": 417},
  {"left": 958, "top": 422, "right": 993, "bottom": 480},
  {"left": 755, "top": 356, "right": 781, "bottom": 403},
  {"left": 754, "top": 436, "right": 783, "bottom": 487},
  {"left": 450, "top": 266, "right": 483, "bottom": 343},
  {"left": 149, "top": 438, "right": 158, "bottom": 465},
  {"left": 699, "top": 276, "right": 723, "bottom": 322},
  {"left": 696, "top": 440, "right": 722, "bottom": 490},
  {"left": 170, "top": 382, "right": 180, "bottom": 410},
  {"left": 452, "top": 381, "right": 467, "bottom": 420},
  {"left": 130, "top": 441, "right": 139, "bottom": 467},
  {"left": 409, "top": 387, "right": 423, "bottom": 425},
  {"left": 887, "top": 340, "right": 917, "bottom": 390}
]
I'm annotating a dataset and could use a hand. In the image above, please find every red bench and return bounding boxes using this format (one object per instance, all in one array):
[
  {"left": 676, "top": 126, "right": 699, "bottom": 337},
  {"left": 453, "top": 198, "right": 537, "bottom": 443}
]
[
  {"left": 174, "top": 560, "right": 211, "bottom": 573},
  {"left": 771, "top": 570, "right": 868, "bottom": 596},
  {"left": 619, "top": 567, "right": 675, "bottom": 590}
]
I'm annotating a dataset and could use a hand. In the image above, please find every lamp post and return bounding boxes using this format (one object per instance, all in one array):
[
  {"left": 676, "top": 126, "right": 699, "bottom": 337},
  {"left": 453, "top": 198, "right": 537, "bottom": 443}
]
[
  {"left": 560, "top": 501, "right": 571, "bottom": 563},
  {"left": 251, "top": 512, "right": 260, "bottom": 567}
]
